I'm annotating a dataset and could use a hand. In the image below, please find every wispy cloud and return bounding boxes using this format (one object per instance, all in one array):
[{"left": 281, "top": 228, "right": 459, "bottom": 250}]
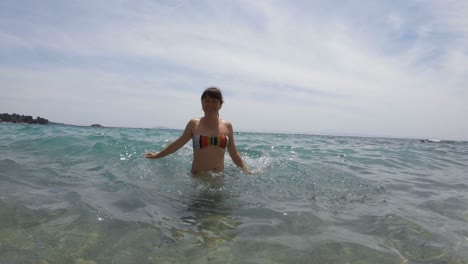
[{"left": 1, "top": 0, "right": 467, "bottom": 139}]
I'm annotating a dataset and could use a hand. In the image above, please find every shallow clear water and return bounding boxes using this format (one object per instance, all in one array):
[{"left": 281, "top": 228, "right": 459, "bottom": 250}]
[{"left": 1, "top": 123, "right": 467, "bottom": 263}]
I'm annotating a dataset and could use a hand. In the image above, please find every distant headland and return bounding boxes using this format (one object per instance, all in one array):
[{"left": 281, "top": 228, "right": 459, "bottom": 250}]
[
  {"left": 0, "top": 113, "right": 49, "bottom": 124},
  {"left": 0, "top": 113, "right": 107, "bottom": 127}
]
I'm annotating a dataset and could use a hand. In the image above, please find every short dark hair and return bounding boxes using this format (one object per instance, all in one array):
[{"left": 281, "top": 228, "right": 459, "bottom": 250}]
[{"left": 201, "top": 87, "right": 224, "bottom": 105}]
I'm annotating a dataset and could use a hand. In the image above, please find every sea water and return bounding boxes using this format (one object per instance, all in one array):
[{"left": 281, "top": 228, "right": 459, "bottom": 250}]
[{"left": 0, "top": 123, "right": 467, "bottom": 263}]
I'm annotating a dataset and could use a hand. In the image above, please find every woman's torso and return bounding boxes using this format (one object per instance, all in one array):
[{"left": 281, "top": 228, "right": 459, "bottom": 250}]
[{"left": 190, "top": 118, "right": 230, "bottom": 174}]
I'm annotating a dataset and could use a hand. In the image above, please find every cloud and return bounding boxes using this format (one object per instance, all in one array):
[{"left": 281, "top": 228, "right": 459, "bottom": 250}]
[{"left": 0, "top": 0, "right": 467, "bottom": 139}]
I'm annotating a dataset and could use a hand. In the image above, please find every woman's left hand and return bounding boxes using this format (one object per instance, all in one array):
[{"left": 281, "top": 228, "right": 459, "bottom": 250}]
[{"left": 144, "top": 152, "right": 158, "bottom": 159}]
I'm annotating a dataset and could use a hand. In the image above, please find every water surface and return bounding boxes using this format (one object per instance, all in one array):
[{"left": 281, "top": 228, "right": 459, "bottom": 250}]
[{"left": 1, "top": 123, "right": 467, "bottom": 263}]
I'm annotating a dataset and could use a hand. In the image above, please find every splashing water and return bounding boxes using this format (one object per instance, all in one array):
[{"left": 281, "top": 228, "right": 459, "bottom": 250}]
[{"left": 1, "top": 124, "right": 467, "bottom": 263}]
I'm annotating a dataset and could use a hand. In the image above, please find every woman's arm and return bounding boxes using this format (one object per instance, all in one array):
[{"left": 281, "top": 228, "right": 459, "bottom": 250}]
[
  {"left": 226, "top": 122, "right": 251, "bottom": 173},
  {"left": 144, "top": 120, "right": 194, "bottom": 159}
]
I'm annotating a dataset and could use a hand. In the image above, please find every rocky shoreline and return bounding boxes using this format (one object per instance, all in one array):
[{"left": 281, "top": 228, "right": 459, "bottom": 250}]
[
  {"left": 0, "top": 113, "right": 49, "bottom": 124},
  {"left": 0, "top": 113, "right": 107, "bottom": 127}
]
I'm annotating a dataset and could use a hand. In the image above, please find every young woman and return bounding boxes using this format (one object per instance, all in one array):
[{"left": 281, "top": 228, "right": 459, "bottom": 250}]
[{"left": 144, "top": 87, "right": 251, "bottom": 175}]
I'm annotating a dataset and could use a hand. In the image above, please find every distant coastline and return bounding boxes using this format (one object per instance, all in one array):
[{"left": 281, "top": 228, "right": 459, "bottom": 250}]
[
  {"left": 0, "top": 113, "right": 49, "bottom": 124},
  {"left": 2, "top": 113, "right": 464, "bottom": 142},
  {"left": 0, "top": 113, "right": 107, "bottom": 128}
]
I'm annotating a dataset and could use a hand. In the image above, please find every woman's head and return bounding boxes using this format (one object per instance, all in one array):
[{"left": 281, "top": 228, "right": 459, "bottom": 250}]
[{"left": 201, "top": 87, "right": 223, "bottom": 105}]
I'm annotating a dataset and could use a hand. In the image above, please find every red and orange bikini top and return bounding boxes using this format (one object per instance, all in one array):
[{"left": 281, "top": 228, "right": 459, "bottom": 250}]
[{"left": 192, "top": 134, "right": 229, "bottom": 149}]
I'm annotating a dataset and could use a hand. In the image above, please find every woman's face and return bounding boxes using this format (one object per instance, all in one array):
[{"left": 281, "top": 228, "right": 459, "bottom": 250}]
[{"left": 202, "top": 96, "right": 222, "bottom": 114}]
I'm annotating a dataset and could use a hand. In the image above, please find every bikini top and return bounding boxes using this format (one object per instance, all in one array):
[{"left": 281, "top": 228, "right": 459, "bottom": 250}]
[{"left": 193, "top": 134, "right": 229, "bottom": 149}]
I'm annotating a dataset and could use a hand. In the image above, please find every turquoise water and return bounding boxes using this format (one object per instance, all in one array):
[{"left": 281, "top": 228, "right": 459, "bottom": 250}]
[{"left": 1, "top": 123, "right": 467, "bottom": 263}]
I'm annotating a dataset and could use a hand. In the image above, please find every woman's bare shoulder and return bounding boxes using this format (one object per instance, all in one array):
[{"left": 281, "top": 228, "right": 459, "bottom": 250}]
[
  {"left": 219, "top": 119, "right": 232, "bottom": 125},
  {"left": 219, "top": 119, "right": 233, "bottom": 132},
  {"left": 184, "top": 118, "right": 200, "bottom": 132},
  {"left": 189, "top": 118, "right": 201, "bottom": 123}
]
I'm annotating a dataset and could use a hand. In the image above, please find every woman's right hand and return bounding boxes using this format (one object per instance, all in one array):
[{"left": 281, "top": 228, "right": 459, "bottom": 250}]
[{"left": 144, "top": 152, "right": 159, "bottom": 159}]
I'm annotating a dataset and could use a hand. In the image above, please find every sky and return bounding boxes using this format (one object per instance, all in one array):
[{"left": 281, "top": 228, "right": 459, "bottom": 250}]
[{"left": 1, "top": 0, "right": 467, "bottom": 140}]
